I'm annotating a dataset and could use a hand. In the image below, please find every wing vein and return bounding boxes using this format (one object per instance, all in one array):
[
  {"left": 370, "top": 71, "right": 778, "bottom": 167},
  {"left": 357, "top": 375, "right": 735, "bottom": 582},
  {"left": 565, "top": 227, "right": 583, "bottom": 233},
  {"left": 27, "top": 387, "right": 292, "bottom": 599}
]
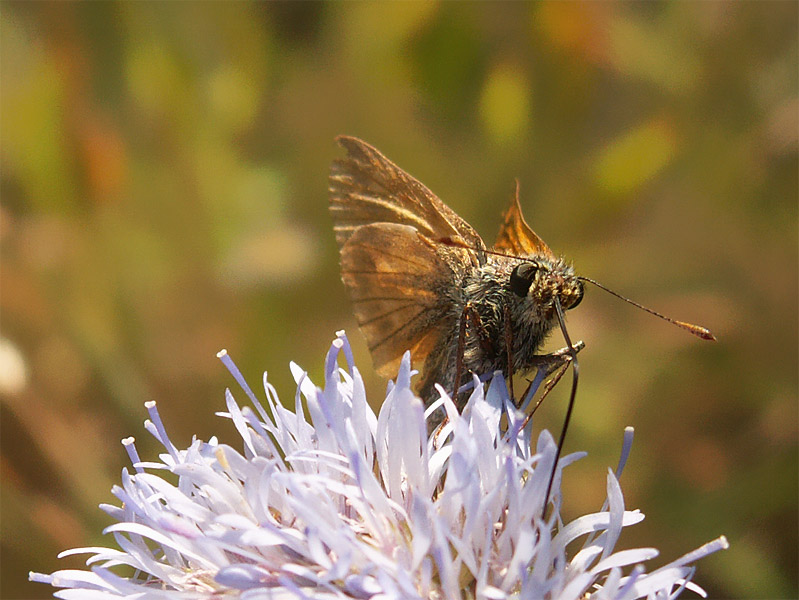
[{"left": 369, "top": 308, "right": 434, "bottom": 351}]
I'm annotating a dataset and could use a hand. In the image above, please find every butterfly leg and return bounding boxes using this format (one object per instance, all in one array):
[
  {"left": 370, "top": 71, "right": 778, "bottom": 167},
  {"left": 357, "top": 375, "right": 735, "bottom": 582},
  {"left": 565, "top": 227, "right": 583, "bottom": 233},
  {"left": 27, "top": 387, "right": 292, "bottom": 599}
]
[
  {"left": 529, "top": 341, "right": 585, "bottom": 371},
  {"left": 453, "top": 303, "right": 494, "bottom": 404},
  {"left": 453, "top": 305, "right": 469, "bottom": 404},
  {"left": 504, "top": 303, "right": 515, "bottom": 401},
  {"left": 519, "top": 341, "right": 585, "bottom": 428}
]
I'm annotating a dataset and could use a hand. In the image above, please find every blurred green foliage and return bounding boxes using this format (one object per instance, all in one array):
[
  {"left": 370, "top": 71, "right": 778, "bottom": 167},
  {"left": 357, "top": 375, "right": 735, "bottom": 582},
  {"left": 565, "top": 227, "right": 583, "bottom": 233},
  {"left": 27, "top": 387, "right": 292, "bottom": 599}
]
[{"left": 1, "top": 2, "right": 796, "bottom": 598}]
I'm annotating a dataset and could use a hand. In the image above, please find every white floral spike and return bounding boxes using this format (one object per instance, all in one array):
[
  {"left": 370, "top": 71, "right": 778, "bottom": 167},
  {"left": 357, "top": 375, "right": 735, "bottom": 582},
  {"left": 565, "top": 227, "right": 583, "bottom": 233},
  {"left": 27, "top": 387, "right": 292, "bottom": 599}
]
[{"left": 31, "top": 333, "right": 727, "bottom": 599}]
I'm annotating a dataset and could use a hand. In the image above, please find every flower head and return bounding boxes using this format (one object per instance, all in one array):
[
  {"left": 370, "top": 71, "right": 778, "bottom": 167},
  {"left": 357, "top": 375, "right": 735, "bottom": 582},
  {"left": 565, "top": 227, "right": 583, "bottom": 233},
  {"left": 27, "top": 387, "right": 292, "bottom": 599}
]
[{"left": 31, "top": 331, "right": 727, "bottom": 599}]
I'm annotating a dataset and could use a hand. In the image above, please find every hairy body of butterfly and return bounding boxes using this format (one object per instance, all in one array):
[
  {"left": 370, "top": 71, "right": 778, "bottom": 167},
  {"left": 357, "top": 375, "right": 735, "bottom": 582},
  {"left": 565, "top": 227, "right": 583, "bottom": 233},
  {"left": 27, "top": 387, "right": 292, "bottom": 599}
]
[
  {"left": 457, "top": 255, "right": 582, "bottom": 387},
  {"left": 329, "top": 136, "right": 583, "bottom": 408}
]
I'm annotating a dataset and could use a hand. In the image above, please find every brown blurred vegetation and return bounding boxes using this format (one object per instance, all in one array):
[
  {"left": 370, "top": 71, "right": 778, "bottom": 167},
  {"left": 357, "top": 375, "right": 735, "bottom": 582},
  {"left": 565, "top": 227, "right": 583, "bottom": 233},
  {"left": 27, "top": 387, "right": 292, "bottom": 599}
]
[{"left": 1, "top": 2, "right": 796, "bottom": 598}]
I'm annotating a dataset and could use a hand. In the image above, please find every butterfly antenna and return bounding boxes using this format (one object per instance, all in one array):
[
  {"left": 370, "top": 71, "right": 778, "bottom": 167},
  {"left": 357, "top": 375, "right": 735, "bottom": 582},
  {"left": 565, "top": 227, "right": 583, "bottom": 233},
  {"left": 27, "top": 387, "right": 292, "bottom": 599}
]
[
  {"left": 542, "top": 298, "right": 579, "bottom": 521},
  {"left": 438, "top": 237, "right": 533, "bottom": 262},
  {"left": 578, "top": 277, "right": 716, "bottom": 341}
]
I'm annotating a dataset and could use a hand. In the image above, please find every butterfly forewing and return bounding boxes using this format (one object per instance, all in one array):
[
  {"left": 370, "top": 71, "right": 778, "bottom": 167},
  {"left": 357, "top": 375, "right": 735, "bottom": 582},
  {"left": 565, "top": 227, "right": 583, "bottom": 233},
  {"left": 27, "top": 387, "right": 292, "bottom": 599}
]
[{"left": 330, "top": 136, "right": 487, "bottom": 259}]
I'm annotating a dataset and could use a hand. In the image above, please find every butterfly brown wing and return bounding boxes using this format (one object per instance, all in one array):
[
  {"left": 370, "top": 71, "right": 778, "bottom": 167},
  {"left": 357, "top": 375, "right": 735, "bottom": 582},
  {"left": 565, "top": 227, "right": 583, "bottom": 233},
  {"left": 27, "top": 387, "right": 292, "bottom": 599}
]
[
  {"left": 330, "top": 136, "right": 486, "bottom": 259},
  {"left": 493, "top": 181, "right": 554, "bottom": 258},
  {"left": 338, "top": 223, "right": 454, "bottom": 378},
  {"left": 329, "top": 136, "right": 485, "bottom": 378}
]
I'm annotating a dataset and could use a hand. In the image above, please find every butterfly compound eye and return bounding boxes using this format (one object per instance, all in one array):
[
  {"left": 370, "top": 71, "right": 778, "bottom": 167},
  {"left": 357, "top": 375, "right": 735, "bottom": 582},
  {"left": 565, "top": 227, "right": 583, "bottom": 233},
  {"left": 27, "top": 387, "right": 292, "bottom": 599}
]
[
  {"left": 568, "top": 281, "right": 584, "bottom": 310},
  {"left": 509, "top": 263, "right": 538, "bottom": 297}
]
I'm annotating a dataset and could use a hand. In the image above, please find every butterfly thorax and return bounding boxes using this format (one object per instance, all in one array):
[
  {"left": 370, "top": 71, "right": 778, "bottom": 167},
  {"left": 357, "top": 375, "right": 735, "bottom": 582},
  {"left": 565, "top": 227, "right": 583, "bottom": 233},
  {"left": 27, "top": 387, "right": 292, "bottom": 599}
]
[{"left": 459, "top": 254, "right": 582, "bottom": 376}]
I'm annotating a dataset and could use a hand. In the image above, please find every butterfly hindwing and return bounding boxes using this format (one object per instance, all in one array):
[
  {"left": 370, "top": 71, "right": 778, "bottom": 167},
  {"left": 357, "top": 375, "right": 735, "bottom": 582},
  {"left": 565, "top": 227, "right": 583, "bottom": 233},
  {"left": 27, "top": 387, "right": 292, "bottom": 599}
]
[{"left": 338, "top": 222, "right": 454, "bottom": 378}]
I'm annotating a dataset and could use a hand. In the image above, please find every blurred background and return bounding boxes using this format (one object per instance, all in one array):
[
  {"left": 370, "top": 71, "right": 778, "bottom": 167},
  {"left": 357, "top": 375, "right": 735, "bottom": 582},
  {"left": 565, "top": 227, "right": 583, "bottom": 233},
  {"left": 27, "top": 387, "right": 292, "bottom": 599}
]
[{"left": 1, "top": 3, "right": 796, "bottom": 598}]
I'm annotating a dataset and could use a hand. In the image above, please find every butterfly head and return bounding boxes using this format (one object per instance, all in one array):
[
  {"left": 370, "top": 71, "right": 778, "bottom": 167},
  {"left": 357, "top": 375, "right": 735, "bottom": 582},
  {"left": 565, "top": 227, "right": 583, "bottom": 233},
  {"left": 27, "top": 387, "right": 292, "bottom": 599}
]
[{"left": 509, "top": 257, "right": 584, "bottom": 314}]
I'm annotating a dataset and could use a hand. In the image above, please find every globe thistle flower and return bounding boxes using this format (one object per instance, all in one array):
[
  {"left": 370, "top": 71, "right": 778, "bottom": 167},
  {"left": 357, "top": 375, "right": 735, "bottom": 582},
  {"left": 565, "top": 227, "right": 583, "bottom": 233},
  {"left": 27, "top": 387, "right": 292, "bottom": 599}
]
[{"left": 30, "top": 331, "right": 727, "bottom": 599}]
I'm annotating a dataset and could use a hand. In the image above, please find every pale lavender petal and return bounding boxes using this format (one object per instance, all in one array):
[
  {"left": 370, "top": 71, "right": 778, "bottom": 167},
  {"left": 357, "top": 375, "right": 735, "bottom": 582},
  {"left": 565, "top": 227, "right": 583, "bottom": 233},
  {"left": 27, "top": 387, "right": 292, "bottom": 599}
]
[
  {"left": 601, "top": 468, "right": 626, "bottom": 562},
  {"left": 591, "top": 548, "right": 660, "bottom": 575}
]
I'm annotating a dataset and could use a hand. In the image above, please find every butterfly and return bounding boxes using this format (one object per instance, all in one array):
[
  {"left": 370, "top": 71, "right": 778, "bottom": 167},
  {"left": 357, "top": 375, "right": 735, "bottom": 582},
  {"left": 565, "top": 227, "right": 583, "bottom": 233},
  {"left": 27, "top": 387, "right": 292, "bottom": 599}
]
[
  {"left": 328, "top": 136, "right": 592, "bottom": 409},
  {"left": 329, "top": 136, "right": 715, "bottom": 514}
]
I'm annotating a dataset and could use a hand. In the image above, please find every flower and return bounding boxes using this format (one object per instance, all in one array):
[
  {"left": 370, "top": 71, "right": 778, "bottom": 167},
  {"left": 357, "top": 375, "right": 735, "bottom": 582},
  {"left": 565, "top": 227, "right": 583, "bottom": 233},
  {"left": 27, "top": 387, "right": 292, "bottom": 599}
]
[{"left": 31, "top": 331, "right": 727, "bottom": 599}]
